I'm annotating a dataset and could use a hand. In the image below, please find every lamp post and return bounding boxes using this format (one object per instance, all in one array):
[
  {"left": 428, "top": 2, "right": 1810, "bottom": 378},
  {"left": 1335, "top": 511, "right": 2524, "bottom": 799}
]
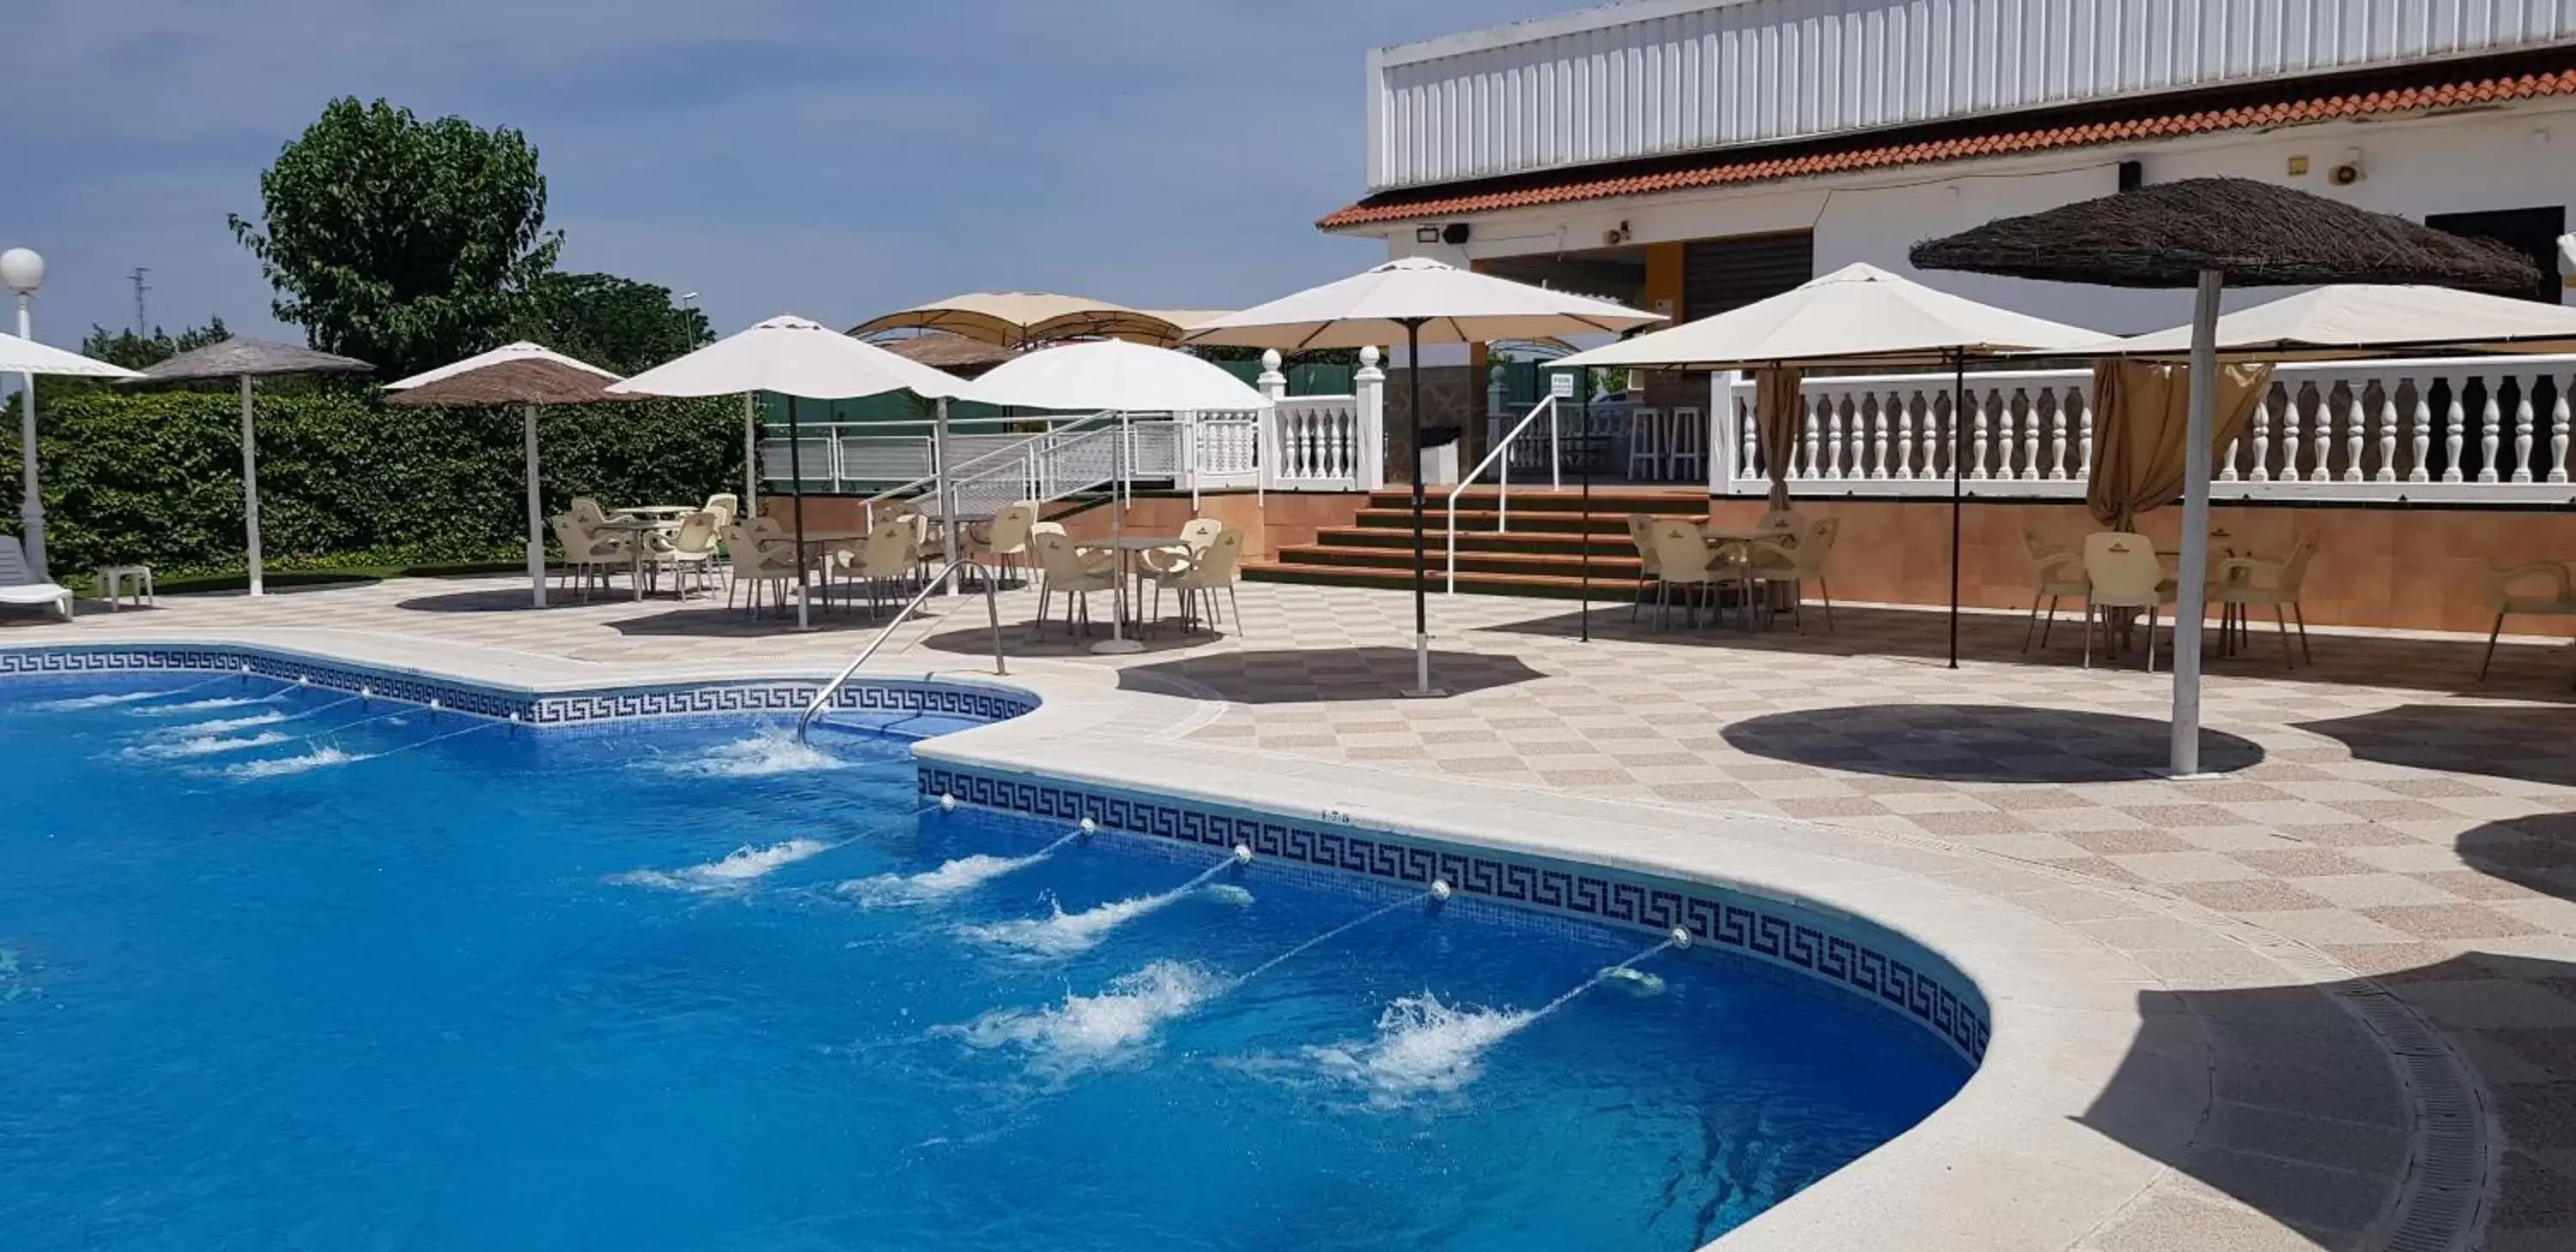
[{"left": 2, "top": 247, "right": 46, "bottom": 581}]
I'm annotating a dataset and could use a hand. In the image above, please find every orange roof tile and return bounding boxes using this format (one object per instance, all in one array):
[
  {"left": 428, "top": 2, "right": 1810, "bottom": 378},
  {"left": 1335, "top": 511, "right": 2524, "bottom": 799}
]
[{"left": 1320, "top": 60, "right": 2576, "bottom": 230}]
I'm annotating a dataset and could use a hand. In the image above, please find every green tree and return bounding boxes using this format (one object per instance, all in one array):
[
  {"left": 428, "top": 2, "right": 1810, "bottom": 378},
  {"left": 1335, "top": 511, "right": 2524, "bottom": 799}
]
[
  {"left": 78, "top": 317, "right": 231, "bottom": 370},
  {"left": 515, "top": 272, "right": 712, "bottom": 374},
  {"left": 230, "top": 97, "right": 562, "bottom": 379}
]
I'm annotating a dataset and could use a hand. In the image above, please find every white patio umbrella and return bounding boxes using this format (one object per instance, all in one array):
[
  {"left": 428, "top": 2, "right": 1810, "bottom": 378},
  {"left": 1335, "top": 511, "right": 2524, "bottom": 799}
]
[
  {"left": 2, "top": 333, "right": 141, "bottom": 581},
  {"left": 963, "top": 339, "right": 1272, "bottom": 653},
  {"left": 608, "top": 315, "right": 967, "bottom": 630},
  {"left": 2063, "top": 283, "right": 2576, "bottom": 359},
  {"left": 128, "top": 338, "right": 374, "bottom": 597},
  {"left": 385, "top": 343, "right": 635, "bottom": 610},
  {"left": 1558, "top": 262, "right": 2105, "bottom": 666},
  {"left": 1186, "top": 257, "right": 1662, "bottom": 696}
]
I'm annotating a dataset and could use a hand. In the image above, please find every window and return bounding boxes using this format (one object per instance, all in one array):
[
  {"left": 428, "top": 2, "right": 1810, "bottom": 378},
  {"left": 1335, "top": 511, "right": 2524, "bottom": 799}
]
[{"left": 1682, "top": 231, "right": 1814, "bottom": 321}]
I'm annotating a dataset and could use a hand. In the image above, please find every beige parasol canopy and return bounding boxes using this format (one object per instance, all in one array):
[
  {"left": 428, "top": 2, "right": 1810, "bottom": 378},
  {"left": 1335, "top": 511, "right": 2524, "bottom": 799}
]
[{"left": 850, "top": 294, "right": 1219, "bottom": 349}]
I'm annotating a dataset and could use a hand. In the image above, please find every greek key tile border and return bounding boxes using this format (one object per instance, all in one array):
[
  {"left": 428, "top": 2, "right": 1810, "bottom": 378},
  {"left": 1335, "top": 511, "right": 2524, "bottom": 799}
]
[
  {"left": 920, "top": 762, "right": 1990, "bottom": 1066},
  {"left": 0, "top": 646, "right": 1039, "bottom": 730}
]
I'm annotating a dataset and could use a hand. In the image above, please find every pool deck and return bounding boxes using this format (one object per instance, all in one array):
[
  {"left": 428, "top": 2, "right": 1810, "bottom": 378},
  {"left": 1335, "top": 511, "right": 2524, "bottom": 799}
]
[{"left": 10, "top": 574, "right": 2576, "bottom": 1251}]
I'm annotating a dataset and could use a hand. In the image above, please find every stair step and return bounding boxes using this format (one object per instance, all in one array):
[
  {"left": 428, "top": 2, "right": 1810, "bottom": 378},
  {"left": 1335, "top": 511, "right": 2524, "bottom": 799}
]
[
  {"left": 1352, "top": 507, "right": 1701, "bottom": 534},
  {"left": 1315, "top": 526, "right": 1637, "bottom": 557},
  {"left": 1245, "top": 559, "right": 1649, "bottom": 600},
  {"left": 1270, "top": 543, "right": 1646, "bottom": 579},
  {"left": 1366, "top": 488, "right": 1708, "bottom": 515}
]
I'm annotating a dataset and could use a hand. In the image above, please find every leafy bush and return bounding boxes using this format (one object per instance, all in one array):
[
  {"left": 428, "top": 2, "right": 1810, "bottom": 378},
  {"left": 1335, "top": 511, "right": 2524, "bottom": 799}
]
[{"left": 0, "top": 388, "right": 742, "bottom": 578}]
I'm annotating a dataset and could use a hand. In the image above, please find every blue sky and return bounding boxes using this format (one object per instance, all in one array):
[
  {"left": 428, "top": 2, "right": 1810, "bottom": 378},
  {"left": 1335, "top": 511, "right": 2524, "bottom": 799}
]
[{"left": 4, "top": 0, "right": 1564, "bottom": 348}]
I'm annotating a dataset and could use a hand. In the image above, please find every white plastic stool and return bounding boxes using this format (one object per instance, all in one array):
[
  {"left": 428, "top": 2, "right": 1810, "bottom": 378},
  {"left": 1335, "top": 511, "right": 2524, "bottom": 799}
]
[
  {"left": 99, "top": 564, "right": 155, "bottom": 611},
  {"left": 1665, "top": 407, "right": 1705, "bottom": 482},
  {"left": 1625, "top": 408, "right": 1664, "bottom": 480}
]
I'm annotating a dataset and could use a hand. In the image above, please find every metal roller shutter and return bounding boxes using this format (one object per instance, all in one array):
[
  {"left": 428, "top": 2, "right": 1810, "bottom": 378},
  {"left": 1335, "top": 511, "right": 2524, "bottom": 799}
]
[{"left": 1682, "top": 231, "right": 1814, "bottom": 322}]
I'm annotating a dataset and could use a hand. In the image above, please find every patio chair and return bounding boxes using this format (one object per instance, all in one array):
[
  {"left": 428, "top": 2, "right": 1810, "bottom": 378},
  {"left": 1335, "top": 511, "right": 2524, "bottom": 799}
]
[
  {"left": 1647, "top": 519, "right": 1724, "bottom": 629},
  {"left": 1759, "top": 509, "right": 1801, "bottom": 532},
  {"left": 1624, "top": 514, "right": 1662, "bottom": 623},
  {"left": 0, "top": 535, "right": 73, "bottom": 620},
  {"left": 569, "top": 497, "right": 614, "bottom": 528},
  {"left": 702, "top": 493, "right": 740, "bottom": 530},
  {"left": 839, "top": 519, "right": 922, "bottom": 618},
  {"left": 723, "top": 522, "right": 804, "bottom": 616},
  {"left": 1761, "top": 516, "right": 1838, "bottom": 633},
  {"left": 2214, "top": 534, "right": 2320, "bottom": 668},
  {"left": 975, "top": 501, "right": 1040, "bottom": 584},
  {"left": 2479, "top": 559, "right": 2576, "bottom": 682},
  {"left": 2081, "top": 532, "right": 2176, "bottom": 672},
  {"left": 550, "top": 514, "right": 630, "bottom": 601},
  {"left": 2020, "top": 531, "right": 2088, "bottom": 652},
  {"left": 1029, "top": 531, "right": 1115, "bottom": 638},
  {"left": 1144, "top": 529, "right": 1245, "bottom": 638},
  {"left": 644, "top": 510, "right": 723, "bottom": 600}
]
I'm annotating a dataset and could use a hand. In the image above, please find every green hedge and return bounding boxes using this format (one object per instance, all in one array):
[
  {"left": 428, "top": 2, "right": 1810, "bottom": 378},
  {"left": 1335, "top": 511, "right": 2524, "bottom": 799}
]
[{"left": 0, "top": 389, "right": 743, "bottom": 579}]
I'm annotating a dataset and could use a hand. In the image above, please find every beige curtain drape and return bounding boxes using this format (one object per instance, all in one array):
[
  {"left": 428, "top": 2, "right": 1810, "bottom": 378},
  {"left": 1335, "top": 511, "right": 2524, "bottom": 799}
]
[
  {"left": 2086, "top": 359, "right": 2272, "bottom": 531},
  {"left": 1754, "top": 367, "right": 1805, "bottom": 511}
]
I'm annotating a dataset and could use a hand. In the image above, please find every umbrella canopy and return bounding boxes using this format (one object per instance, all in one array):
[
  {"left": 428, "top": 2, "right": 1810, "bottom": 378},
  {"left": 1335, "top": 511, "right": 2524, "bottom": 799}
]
[
  {"left": 868, "top": 331, "right": 1019, "bottom": 377},
  {"left": 850, "top": 294, "right": 1201, "bottom": 349},
  {"left": 1183, "top": 257, "right": 1662, "bottom": 351},
  {"left": 1555, "top": 262, "right": 2102, "bottom": 370},
  {"left": 129, "top": 337, "right": 372, "bottom": 383},
  {"left": 610, "top": 315, "right": 964, "bottom": 401},
  {"left": 1908, "top": 177, "right": 2540, "bottom": 291},
  {"left": 0, "top": 333, "right": 143, "bottom": 379},
  {"left": 961, "top": 339, "right": 1269, "bottom": 412},
  {"left": 2063, "top": 283, "right": 2576, "bottom": 360}
]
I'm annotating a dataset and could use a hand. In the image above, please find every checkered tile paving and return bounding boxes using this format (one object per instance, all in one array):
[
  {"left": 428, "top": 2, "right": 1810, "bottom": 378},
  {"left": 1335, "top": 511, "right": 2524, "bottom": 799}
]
[{"left": 13, "top": 573, "right": 2576, "bottom": 1243}]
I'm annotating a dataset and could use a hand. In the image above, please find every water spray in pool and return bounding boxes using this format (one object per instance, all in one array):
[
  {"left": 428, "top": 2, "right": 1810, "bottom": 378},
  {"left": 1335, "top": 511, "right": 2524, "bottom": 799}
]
[
  {"left": 957, "top": 844, "right": 1253, "bottom": 957},
  {"left": 617, "top": 802, "right": 945, "bottom": 893}
]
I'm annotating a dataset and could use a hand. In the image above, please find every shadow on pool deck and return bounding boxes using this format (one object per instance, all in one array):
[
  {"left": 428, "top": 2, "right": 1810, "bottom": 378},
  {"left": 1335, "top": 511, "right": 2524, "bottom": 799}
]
[
  {"left": 1116, "top": 647, "right": 1548, "bottom": 704},
  {"left": 2300, "top": 704, "right": 2576, "bottom": 789},
  {"left": 1719, "top": 704, "right": 2265, "bottom": 784}
]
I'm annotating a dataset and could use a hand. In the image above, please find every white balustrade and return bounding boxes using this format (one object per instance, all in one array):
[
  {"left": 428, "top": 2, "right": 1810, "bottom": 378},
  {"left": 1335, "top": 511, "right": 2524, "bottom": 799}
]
[
  {"left": 1720, "top": 356, "right": 2576, "bottom": 502},
  {"left": 1268, "top": 397, "right": 1362, "bottom": 489}
]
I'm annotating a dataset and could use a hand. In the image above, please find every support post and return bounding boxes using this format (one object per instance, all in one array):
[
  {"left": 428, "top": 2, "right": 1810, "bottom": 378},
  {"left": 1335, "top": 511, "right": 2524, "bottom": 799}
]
[
  {"left": 13, "top": 291, "right": 42, "bottom": 581},
  {"left": 742, "top": 392, "right": 759, "bottom": 519},
  {"left": 1401, "top": 319, "right": 1443, "bottom": 698},
  {"left": 1255, "top": 349, "right": 1285, "bottom": 498},
  {"left": 240, "top": 375, "right": 264, "bottom": 597},
  {"left": 787, "top": 393, "right": 810, "bottom": 632},
  {"left": 2171, "top": 270, "right": 2225, "bottom": 777},
  {"left": 1352, "top": 345, "right": 1386, "bottom": 490},
  {"left": 935, "top": 397, "right": 959, "bottom": 593},
  {"left": 523, "top": 403, "right": 546, "bottom": 608}
]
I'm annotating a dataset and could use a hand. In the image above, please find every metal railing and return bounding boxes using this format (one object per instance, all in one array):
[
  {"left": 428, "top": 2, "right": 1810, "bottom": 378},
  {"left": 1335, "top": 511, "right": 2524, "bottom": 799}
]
[
  {"left": 794, "top": 556, "right": 1005, "bottom": 744},
  {"left": 1443, "top": 394, "right": 1560, "bottom": 593}
]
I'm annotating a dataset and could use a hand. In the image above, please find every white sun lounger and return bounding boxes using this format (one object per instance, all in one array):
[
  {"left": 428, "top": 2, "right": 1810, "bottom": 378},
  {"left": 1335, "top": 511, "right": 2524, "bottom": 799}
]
[{"left": 0, "top": 535, "right": 74, "bottom": 619}]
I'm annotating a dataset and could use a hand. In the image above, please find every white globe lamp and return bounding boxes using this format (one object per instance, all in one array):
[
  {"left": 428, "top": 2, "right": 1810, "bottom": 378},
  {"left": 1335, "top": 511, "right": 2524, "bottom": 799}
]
[{"left": 0, "top": 247, "right": 44, "bottom": 295}]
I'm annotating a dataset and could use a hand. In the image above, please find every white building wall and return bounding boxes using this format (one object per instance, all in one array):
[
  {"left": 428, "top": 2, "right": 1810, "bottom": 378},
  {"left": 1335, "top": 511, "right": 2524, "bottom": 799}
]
[
  {"left": 1371, "top": 0, "right": 2576, "bottom": 191},
  {"left": 1378, "top": 101, "right": 2576, "bottom": 335}
]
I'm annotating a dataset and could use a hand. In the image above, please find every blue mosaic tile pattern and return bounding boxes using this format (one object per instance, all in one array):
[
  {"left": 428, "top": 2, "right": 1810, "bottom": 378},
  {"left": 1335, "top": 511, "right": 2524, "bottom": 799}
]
[
  {"left": 0, "top": 646, "right": 1037, "bottom": 730},
  {"left": 920, "top": 762, "right": 1991, "bottom": 1065}
]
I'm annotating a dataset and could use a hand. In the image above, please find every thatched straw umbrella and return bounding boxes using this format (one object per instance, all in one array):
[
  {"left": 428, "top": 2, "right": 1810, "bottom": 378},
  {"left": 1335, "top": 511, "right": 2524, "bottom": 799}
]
[
  {"left": 128, "top": 337, "right": 374, "bottom": 596},
  {"left": 1912, "top": 177, "right": 2537, "bottom": 775},
  {"left": 384, "top": 343, "right": 644, "bottom": 609}
]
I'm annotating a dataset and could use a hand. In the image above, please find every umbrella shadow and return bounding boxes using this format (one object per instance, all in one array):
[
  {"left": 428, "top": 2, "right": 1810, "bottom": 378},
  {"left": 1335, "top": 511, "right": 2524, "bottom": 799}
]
[
  {"left": 395, "top": 587, "right": 601, "bottom": 614},
  {"left": 1719, "top": 703, "right": 2263, "bottom": 782},
  {"left": 1116, "top": 647, "right": 1546, "bottom": 704},
  {"left": 2299, "top": 703, "right": 2576, "bottom": 788}
]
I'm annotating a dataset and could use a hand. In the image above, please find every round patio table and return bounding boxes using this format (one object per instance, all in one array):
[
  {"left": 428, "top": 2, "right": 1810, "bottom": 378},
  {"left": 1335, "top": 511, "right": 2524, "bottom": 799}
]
[
  {"left": 590, "top": 516, "right": 684, "bottom": 601},
  {"left": 1076, "top": 535, "right": 1189, "bottom": 646}
]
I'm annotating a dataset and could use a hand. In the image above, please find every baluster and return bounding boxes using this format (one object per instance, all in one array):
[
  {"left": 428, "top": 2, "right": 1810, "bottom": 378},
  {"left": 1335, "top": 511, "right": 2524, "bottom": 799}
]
[
  {"left": 2047, "top": 389, "right": 2070, "bottom": 479},
  {"left": 2015, "top": 391, "right": 2041, "bottom": 480},
  {"left": 2553, "top": 380, "right": 2572, "bottom": 485},
  {"left": 2409, "top": 387, "right": 2433, "bottom": 483},
  {"left": 1801, "top": 398, "right": 1823, "bottom": 479},
  {"left": 2074, "top": 388, "right": 2093, "bottom": 480},
  {"left": 1970, "top": 391, "right": 1992, "bottom": 480},
  {"left": 2443, "top": 386, "right": 2467, "bottom": 483},
  {"left": 2248, "top": 390, "right": 2272, "bottom": 483},
  {"left": 1740, "top": 400, "right": 1759, "bottom": 483},
  {"left": 1893, "top": 392, "right": 1915, "bottom": 479},
  {"left": 1993, "top": 398, "right": 2015, "bottom": 480},
  {"left": 1824, "top": 398, "right": 1845, "bottom": 479},
  {"left": 2478, "top": 380, "right": 2502, "bottom": 483},
  {"left": 2318, "top": 381, "right": 2339, "bottom": 479},
  {"left": 2512, "top": 380, "right": 2537, "bottom": 483},
  {"left": 2374, "top": 384, "right": 2398, "bottom": 483},
  {"left": 2276, "top": 386, "right": 2302, "bottom": 482},
  {"left": 2219, "top": 428, "right": 2241, "bottom": 482},
  {"left": 2342, "top": 385, "right": 2366, "bottom": 483},
  {"left": 1862, "top": 396, "right": 1886, "bottom": 478},
  {"left": 1920, "top": 392, "right": 1942, "bottom": 476}
]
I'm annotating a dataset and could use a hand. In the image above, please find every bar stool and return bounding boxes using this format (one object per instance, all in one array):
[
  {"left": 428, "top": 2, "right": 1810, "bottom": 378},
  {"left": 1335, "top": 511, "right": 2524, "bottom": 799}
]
[
  {"left": 1665, "top": 407, "right": 1704, "bottom": 482},
  {"left": 1625, "top": 407, "right": 1664, "bottom": 480}
]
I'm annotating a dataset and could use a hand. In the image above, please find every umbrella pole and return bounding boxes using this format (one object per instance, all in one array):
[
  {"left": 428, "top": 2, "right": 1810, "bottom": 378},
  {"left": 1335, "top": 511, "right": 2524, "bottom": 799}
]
[
  {"left": 240, "top": 375, "right": 264, "bottom": 598},
  {"left": 788, "top": 393, "right": 811, "bottom": 631},
  {"left": 524, "top": 403, "right": 546, "bottom": 609},
  {"left": 743, "top": 392, "right": 759, "bottom": 520},
  {"left": 1947, "top": 349, "right": 1964, "bottom": 669},
  {"left": 1400, "top": 318, "right": 1444, "bottom": 698},
  {"left": 13, "top": 292, "right": 41, "bottom": 581},
  {"left": 936, "top": 397, "right": 959, "bottom": 594},
  {"left": 1091, "top": 412, "right": 1142, "bottom": 655},
  {"left": 2170, "top": 269, "right": 2225, "bottom": 777}
]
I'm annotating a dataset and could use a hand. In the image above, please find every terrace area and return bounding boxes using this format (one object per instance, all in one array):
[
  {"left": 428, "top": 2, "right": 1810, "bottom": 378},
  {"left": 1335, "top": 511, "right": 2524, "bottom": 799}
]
[{"left": 9, "top": 570, "right": 2575, "bottom": 1248}]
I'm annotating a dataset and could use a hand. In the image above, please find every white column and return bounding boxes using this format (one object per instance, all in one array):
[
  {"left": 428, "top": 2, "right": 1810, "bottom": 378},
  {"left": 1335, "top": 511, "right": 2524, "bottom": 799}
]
[
  {"left": 240, "top": 375, "right": 264, "bottom": 597},
  {"left": 523, "top": 404, "right": 546, "bottom": 608},
  {"left": 2171, "top": 270, "right": 2223, "bottom": 778}
]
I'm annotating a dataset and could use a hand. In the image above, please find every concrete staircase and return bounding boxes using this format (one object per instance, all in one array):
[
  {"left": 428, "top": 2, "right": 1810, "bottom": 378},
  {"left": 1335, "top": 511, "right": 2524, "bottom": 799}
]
[{"left": 1245, "top": 486, "right": 1710, "bottom": 599}]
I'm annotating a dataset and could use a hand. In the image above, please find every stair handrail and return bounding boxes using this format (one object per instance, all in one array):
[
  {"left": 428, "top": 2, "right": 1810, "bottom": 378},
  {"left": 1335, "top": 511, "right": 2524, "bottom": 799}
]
[
  {"left": 841, "top": 413, "right": 1122, "bottom": 531},
  {"left": 1443, "top": 394, "right": 1560, "bottom": 594},
  {"left": 793, "top": 556, "right": 1006, "bottom": 744}
]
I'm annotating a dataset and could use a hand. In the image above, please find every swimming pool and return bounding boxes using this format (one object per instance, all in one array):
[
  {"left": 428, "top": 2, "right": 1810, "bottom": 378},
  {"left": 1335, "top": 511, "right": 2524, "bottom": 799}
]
[{"left": 0, "top": 663, "right": 1970, "bottom": 1251}]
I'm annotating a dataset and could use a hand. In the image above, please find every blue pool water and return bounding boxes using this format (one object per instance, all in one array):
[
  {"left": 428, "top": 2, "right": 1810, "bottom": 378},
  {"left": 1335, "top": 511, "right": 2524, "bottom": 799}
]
[{"left": 0, "top": 672, "right": 1969, "bottom": 1251}]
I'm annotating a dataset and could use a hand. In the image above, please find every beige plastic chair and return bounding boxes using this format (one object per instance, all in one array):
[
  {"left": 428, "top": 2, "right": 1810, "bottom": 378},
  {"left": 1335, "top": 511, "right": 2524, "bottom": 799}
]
[
  {"left": 550, "top": 513, "right": 630, "bottom": 600},
  {"left": 1623, "top": 514, "right": 1664, "bottom": 623},
  {"left": 723, "top": 522, "right": 803, "bottom": 615},
  {"left": 1759, "top": 516, "right": 1840, "bottom": 633},
  {"left": 1145, "top": 529, "right": 1246, "bottom": 637},
  {"left": 1648, "top": 519, "right": 1723, "bottom": 629},
  {"left": 0, "top": 534, "right": 73, "bottom": 620},
  {"left": 976, "top": 501, "right": 1040, "bottom": 582},
  {"left": 1758, "top": 509, "right": 1801, "bottom": 532},
  {"left": 2021, "top": 532, "right": 2089, "bottom": 652},
  {"left": 1029, "top": 531, "right": 1115, "bottom": 637},
  {"left": 2214, "top": 534, "right": 2320, "bottom": 668},
  {"left": 702, "top": 493, "right": 740, "bottom": 530},
  {"left": 645, "top": 510, "right": 723, "bottom": 599},
  {"left": 2081, "top": 532, "right": 2176, "bottom": 672},
  {"left": 569, "top": 497, "right": 614, "bottom": 529},
  {"left": 830, "top": 518, "right": 922, "bottom": 618},
  {"left": 2479, "top": 559, "right": 2576, "bottom": 682}
]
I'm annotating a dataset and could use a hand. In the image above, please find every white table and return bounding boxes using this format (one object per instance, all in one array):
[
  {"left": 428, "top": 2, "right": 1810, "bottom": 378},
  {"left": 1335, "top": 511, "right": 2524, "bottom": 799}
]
[
  {"left": 591, "top": 517, "right": 684, "bottom": 601},
  {"left": 1076, "top": 535, "right": 1188, "bottom": 643}
]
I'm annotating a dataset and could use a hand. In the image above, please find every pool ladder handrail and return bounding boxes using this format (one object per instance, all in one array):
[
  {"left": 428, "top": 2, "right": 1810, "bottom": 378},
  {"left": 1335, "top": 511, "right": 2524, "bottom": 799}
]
[{"left": 796, "top": 556, "right": 1007, "bottom": 743}]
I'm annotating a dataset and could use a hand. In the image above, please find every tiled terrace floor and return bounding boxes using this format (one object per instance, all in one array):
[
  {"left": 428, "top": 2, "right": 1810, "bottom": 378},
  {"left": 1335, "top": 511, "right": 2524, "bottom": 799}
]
[{"left": 11, "top": 574, "right": 2576, "bottom": 1246}]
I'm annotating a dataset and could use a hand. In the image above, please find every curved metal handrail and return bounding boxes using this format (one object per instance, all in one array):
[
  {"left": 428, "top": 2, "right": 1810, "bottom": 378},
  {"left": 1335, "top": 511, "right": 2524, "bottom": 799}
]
[
  {"left": 794, "top": 556, "right": 1007, "bottom": 743},
  {"left": 1444, "top": 394, "right": 1559, "bottom": 593}
]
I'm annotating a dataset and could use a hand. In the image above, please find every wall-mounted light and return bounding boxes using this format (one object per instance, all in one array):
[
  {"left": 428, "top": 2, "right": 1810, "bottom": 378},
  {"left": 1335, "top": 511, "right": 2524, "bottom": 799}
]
[{"left": 1415, "top": 226, "right": 1441, "bottom": 244}]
